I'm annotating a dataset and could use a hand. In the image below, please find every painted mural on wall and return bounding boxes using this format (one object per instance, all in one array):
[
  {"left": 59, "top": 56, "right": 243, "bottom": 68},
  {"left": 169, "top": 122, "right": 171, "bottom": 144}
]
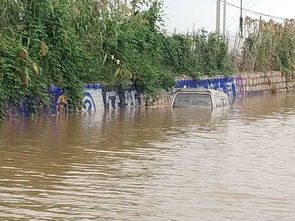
[
  {"left": 6, "top": 77, "right": 238, "bottom": 117},
  {"left": 82, "top": 91, "right": 96, "bottom": 112},
  {"left": 175, "top": 76, "right": 237, "bottom": 98},
  {"left": 12, "top": 73, "right": 289, "bottom": 117},
  {"left": 6, "top": 86, "right": 67, "bottom": 117},
  {"left": 82, "top": 84, "right": 104, "bottom": 113},
  {"left": 104, "top": 91, "right": 120, "bottom": 110},
  {"left": 101, "top": 86, "right": 139, "bottom": 110},
  {"left": 49, "top": 86, "right": 68, "bottom": 115},
  {"left": 124, "top": 90, "right": 137, "bottom": 107},
  {"left": 81, "top": 84, "right": 139, "bottom": 112}
]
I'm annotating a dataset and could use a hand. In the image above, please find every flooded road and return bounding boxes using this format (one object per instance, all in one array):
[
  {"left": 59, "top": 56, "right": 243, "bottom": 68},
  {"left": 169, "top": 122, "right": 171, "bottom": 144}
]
[{"left": 1, "top": 93, "right": 295, "bottom": 220}]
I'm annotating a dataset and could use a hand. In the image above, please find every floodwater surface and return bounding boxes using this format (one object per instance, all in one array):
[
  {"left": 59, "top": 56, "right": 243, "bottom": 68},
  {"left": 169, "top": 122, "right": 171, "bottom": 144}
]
[{"left": 1, "top": 93, "right": 295, "bottom": 221}]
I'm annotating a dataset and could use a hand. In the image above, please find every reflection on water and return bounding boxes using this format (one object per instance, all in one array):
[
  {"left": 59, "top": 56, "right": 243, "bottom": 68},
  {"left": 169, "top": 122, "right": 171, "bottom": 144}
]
[{"left": 1, "top": 93, "right": 295, "bottom": 220}]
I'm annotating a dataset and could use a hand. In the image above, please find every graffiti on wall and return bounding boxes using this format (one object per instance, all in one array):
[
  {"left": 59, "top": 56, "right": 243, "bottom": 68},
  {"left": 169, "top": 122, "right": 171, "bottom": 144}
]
[
  {"left": 9, "top": 75, "right": 249, "bottom": 117},
  {"left": 82, "top": 92, "right": 96, "bottom": 112},
  {"left": 105, "top": 91, "right": 120, "bottom": 110},
  {"left": 81, "top": 84, "right": 104, "bottom": 113},
  {"left": 56, "top": 95, "right": 68, "bottom": 115},
  {"left": 101, "top": 86, "right": 139, "bottom": 110},
  {"left": 175, "top": 76, "right": 237, "bottom": 98},
  {"left": 124, "top": 90, "right": 137, "bottom": 107},
  {"left": 49, "top": 86, "right": 68, "bottom": 115}
]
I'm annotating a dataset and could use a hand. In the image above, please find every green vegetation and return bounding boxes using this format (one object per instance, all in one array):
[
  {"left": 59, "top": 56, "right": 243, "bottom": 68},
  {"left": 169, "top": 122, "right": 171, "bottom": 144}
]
[
  {"left": 164, "top": 31, "right": 232, "bottom": 78},
  {"left": 0, "top": 0, "right": 233, "bottom": 119}
]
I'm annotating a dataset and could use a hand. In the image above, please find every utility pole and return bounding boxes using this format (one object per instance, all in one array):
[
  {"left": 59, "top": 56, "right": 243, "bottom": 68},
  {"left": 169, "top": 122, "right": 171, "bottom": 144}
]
[
  {"left": 216, "top": 0, "right": 221, "bottom": 33},
  {"left": 239, "top": 0, "right": 243, "bottom": 37},
  {"left": 223, "top": 0, "right": 227, "bottom": 36}
]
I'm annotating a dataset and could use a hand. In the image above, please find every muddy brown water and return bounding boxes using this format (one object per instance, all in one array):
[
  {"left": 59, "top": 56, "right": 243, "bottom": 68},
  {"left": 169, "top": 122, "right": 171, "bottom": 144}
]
[{"left": 1, "top": 93, "right": 295, "bottom": 221}]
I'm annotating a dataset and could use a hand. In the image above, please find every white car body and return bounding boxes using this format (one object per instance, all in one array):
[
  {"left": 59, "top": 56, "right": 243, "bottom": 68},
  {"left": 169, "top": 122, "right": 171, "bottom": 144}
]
[{"left": 172, "top": 88, "right": 231, "bottom": 109}]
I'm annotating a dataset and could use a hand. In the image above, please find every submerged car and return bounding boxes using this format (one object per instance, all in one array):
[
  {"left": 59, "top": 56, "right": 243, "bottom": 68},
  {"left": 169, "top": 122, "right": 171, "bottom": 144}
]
[{"left": 172, "top": 88, "right": 231, "bottom": 109}]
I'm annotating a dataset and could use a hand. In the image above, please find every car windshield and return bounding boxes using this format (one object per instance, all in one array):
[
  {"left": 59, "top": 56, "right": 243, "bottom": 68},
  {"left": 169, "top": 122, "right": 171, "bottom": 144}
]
[{"left": 173, "top": 93, "right": 212, "bottom": 108}]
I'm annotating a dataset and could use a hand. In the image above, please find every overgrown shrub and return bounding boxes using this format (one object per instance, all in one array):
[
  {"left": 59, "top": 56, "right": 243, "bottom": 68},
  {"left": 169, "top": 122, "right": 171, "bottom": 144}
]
[
  {"left": 0, "top": 0, "right": 233, "bottom": 118},
  {"left": 240, "top": 17, "right": 295, "bottom": 76},
  {"left": 163, "top": 30, "right": 233, "bottom": 77}
]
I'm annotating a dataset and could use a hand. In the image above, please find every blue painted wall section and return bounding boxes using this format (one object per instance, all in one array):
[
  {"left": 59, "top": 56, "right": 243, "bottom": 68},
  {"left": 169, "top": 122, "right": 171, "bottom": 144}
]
[
  {"left": 7, "top": 98, "right": 31, "bottom": 117},
  {"left": 7, "top": 86, "right": 68, "bottom": 117},
  {"left": 175, "top": 76, "right": 237, "bottom": 98}
]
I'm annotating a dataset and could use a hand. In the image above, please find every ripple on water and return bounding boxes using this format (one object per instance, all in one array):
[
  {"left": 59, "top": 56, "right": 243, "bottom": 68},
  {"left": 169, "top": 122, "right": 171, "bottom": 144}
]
[{"left": 1, "top": 94, "right": 295, "bottom": 220}]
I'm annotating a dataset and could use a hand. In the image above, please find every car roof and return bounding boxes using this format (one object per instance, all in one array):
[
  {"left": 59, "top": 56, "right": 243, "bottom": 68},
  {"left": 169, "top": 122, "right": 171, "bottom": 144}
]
[
  {"left": 176, "top": 88, "right": 212, "bottom": 93},
  {"left": 175, "top": 88, "right": 229, "bottom": 98}
]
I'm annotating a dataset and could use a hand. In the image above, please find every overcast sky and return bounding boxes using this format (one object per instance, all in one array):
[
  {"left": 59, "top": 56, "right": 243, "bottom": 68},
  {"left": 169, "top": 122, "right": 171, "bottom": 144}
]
[{"left": 163, "top": 0, "right": 295, "bottom": 36}]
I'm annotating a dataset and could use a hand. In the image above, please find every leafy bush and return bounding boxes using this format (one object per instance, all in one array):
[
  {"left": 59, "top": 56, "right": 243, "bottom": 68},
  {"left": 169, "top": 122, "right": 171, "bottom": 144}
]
[
  {"left": 163, "top": 31, "right": 233, "bottom": 77},
  {"left": 0, "top": 0, "right": 233, "bottom": 118}
]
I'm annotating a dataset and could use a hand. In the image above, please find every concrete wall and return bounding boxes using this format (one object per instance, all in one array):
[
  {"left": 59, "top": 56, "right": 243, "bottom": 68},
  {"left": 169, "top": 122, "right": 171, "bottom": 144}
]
[
  {"left": 176, "top": 72, "right": 295, "bottom": 97},
  {"left": 240, "top": 72, "right": 288, "bottom": 95},
  {"left": 155, "top": 72, "right": 295, "bottom": 105},
  {"left": 6, "top": 71, "right": 295, "bottom": 117}
]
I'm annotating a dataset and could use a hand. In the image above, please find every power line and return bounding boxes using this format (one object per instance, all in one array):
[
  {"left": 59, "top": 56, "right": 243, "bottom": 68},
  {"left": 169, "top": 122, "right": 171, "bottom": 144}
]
[
  {"left": 227, "top": 0, "right": 260, "bottom": 28},
  {"left": 224, "top": 0, "right": 286, "bottom": 20},
  {"left": 210, "top": 0, "right": 288, "bottom": 20}
]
